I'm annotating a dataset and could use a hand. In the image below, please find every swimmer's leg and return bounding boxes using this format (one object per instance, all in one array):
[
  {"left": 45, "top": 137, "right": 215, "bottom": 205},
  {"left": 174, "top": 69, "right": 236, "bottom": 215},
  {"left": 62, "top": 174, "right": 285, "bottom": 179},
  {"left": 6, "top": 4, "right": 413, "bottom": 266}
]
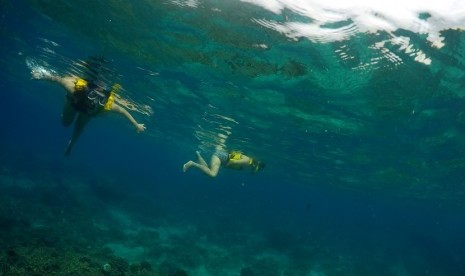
[
  {"left": 183, "top": 160, "right": 195, "bottom": 172},
  {"left": 64, "top": 113, "right": 91, "bottom": 156},
  {"left": 183, "top": 155, "right": 221, "bottom": 178},
  {"left": 183, "top": 151, "right": 208, "bottom": 172},
  {"left": 61, "top": 99, "right": 77, "bottom": 127},
  {"left": 196, "top": 151, "right": 208, "bottom": 167}
]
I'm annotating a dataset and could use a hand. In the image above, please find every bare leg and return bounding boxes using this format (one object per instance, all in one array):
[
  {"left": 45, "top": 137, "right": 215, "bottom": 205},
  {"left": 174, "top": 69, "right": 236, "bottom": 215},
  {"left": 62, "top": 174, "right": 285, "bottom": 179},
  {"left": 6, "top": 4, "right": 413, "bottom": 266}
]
[
  {"left": 183, "top": 155, "right": 222, "bottom": 177},
  {"left": 64, "top": 113, "right": 91, "bottom": 156},
  {"left": 183, "top": 151, "right": 207, "bottom": 171},
  {"left": 196, "top": 151, "right": 208, "bottom": 167}
]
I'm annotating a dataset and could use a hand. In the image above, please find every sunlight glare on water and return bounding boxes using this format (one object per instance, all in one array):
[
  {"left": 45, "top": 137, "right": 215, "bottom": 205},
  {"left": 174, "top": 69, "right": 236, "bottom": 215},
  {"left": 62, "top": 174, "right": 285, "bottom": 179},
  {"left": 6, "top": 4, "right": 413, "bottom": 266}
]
[{"left": 243, "top": 0, "right": 465, "bottom": 65}]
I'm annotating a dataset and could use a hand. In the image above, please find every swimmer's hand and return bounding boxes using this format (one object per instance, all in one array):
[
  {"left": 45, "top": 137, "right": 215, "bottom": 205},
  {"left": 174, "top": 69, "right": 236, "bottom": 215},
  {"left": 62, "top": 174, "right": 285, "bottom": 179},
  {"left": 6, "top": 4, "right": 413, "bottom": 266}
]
[
  {"left": 31, "top": 68, "right": 52, "bottom": 80},
  {"left": 31, "top": 70, "right": 44, "bottom": 79},
  {"left": 136, "top": 123, "right": 146, "bottom": 133}
]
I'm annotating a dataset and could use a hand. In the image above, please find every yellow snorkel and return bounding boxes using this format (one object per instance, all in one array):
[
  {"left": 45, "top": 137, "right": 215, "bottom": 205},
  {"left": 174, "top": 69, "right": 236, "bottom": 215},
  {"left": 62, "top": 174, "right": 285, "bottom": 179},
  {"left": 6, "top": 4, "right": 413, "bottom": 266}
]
[{"left": 110, "top": 83, "right": 122, "bottom": 93}]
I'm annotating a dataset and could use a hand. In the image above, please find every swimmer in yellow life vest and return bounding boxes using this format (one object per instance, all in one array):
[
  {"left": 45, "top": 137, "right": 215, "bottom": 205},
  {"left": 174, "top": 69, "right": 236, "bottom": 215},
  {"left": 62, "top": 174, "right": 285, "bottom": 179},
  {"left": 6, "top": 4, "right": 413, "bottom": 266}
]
[
  {"left": 31, "top": 62, "right": 146, "bottom": 156},
  {"left": 183, "top": 149, "right": 265, "bottom": 178}
]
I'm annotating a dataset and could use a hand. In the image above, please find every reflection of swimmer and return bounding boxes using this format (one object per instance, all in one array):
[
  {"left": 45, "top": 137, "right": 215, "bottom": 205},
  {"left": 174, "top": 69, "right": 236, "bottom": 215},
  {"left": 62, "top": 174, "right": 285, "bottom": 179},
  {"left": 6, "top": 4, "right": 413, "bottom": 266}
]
[
  {"left": 183, "top": 150, "right": 265, "bottom": 177},
  {"left": 31, "top": 67, "right": 146, "bottom": 156}
]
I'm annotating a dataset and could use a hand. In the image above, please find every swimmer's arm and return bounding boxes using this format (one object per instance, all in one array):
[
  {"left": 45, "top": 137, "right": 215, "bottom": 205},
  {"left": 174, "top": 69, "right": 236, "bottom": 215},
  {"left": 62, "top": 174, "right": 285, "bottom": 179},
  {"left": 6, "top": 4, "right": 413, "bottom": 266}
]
[
  {"left": 110, "top": 103, "right": 146, "bottom": 133},
  {"left": 32, "top": 70, "right": 77, "bottom": 93}
]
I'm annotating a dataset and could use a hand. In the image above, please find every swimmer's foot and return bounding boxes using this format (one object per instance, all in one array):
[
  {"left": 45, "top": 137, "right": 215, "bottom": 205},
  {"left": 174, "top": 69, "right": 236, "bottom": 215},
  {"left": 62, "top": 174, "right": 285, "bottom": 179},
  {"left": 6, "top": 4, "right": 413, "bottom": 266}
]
[{"left": 183, "top": 161, "right": 194, "bottom": 172}]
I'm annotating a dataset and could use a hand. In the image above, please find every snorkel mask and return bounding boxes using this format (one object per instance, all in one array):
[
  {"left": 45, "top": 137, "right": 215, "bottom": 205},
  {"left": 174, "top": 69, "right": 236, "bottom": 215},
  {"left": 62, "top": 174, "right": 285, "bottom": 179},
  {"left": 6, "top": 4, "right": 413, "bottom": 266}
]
[{"left": 251, "top": 159, "right": 265, "bottom": 174}]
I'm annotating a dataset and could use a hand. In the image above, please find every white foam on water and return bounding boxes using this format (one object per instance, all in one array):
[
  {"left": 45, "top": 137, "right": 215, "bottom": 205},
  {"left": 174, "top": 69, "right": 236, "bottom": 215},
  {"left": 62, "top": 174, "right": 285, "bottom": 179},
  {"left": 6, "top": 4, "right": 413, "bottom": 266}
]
[
  {"left": 170, "top": 0, "right": 200, "bottom": 8},
  {"left": 242, "top": 0, "right": 465, "bottom": 65}
]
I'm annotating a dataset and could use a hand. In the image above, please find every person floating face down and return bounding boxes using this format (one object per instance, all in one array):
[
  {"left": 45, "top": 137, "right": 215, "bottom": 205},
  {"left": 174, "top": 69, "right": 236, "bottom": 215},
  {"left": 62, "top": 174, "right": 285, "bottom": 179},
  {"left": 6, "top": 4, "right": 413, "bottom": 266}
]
[
  {"left": 32, "top": 69, "right": 146, "bottom": 156},
  {"left": 183, "top": 150, "right": 265, "bottom": 177}
]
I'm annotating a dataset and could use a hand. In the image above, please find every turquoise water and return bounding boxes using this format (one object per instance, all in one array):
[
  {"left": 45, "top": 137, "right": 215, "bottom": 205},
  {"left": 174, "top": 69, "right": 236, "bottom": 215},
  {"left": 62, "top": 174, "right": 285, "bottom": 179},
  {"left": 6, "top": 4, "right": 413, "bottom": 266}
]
[{"left": 1, "top": 0, "right": 465, "bottom": 275}]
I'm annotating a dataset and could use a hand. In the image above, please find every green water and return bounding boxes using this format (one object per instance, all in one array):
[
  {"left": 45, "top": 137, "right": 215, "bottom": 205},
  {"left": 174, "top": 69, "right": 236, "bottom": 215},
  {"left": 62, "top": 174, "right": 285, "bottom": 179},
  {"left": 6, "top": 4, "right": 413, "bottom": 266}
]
[{"left": 2, "top": 0, "right": 465, "bottom": 275}]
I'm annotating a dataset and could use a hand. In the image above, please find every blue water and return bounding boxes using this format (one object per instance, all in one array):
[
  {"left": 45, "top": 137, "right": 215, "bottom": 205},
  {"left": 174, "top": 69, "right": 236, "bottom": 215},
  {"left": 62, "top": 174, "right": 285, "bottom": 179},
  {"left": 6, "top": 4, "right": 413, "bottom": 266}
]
[{"left": 1, "top": 0, "right": 465, "bottom": 275}]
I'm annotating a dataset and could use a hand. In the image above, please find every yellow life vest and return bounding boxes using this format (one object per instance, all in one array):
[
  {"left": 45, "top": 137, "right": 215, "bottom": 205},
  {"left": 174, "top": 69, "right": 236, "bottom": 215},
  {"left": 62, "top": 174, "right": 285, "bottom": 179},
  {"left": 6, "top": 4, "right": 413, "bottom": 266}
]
[
  {"left": 228, "top": 151, "right": 254, "bottom": 164},
  {"left": 74, "top": 78, "right": 88, "bottom": 91},
  {"left": 229, "top": 151, "right": 242, "bottom": 161},
  {"left": 103, "top": 92, "right": 115, "bottom": 110},
  {"left": 103, "top": 83, "right": 121, "bottom": 110}
]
